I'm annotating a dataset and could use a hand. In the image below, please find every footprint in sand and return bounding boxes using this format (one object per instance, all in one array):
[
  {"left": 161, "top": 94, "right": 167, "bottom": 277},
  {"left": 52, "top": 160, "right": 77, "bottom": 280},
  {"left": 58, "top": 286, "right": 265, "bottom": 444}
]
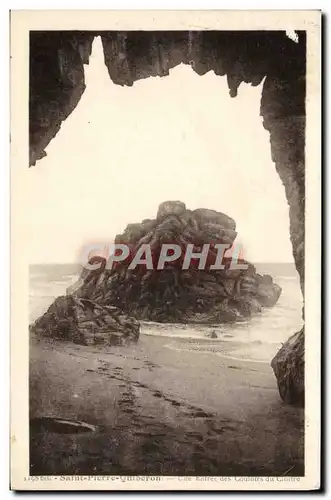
[
  {"left": 208, "top": 426, "right": 226, "bottom": 435},
  {"left": 186, "top": 431, "right": 204, "bottom": 441},
  {"left": 183, "top": 407, "right": 214, "bottom": 419},
  {"left": 123, "top": 408, "right": 134, "bottom": 414},
  {"left": 144, "top": 361, "right": 159, "bottom": 369},
  {"left": 192, "top": 410, "right": 212, "bottom": 418},
  {"left": 133, "top": 381, "right": 148, "bottom": 389},
  {"left": 170, "top": 400, "right": 181, "bottom": 407},
  {"left": 205, "top": 438, "right": 219, "bottom": 450}
]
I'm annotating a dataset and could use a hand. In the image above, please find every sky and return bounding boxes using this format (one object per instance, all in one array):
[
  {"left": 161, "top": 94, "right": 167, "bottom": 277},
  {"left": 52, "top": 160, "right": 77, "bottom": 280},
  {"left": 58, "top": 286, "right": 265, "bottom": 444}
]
[{"left": 27, "top": 36, "right": 294, "bottom": 265}]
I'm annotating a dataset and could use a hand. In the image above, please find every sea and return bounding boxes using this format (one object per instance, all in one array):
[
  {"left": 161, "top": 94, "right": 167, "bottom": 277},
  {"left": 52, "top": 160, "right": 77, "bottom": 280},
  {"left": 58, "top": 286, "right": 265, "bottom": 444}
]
[{"left": 29, "top": 263, "right": 303, "bottom": 364}]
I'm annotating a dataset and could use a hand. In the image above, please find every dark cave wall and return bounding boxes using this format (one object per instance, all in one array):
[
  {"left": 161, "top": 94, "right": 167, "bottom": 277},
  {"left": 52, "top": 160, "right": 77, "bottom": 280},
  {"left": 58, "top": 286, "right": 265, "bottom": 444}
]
[
  {"left": 29, "top": 31, "right": 95, "bottom": 166},
  {"left": 29, "top": 30, "right": 306, "bottom": 405},
  {"left": 261, "top": 79, "right": 305, "bottom": 295}
]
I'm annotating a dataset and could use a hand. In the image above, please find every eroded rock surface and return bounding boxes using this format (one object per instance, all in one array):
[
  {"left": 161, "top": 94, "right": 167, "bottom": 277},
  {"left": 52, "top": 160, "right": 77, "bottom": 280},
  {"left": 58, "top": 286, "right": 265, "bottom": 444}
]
[
  {"left": 271, "top": 328, "right": 304, "bottom": 407},
  {"left": 74, "top": 201, "right": 281, "bottom": 324},
  {"left": 30, "top": 295, "right": 140, "bottom": 346}
]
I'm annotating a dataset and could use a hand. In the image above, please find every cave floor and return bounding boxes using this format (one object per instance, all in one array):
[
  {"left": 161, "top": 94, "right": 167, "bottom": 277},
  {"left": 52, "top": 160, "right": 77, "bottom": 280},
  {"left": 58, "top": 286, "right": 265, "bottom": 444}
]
[{"left": 29, "top": 334, "right": 304, "bottom": 476}]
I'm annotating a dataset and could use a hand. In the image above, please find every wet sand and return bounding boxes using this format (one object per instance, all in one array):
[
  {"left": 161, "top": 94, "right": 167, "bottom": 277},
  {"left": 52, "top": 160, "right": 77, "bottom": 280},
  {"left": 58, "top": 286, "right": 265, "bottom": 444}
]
[{"left": 30, "top": 334, "right": 304, "bottom": 476}]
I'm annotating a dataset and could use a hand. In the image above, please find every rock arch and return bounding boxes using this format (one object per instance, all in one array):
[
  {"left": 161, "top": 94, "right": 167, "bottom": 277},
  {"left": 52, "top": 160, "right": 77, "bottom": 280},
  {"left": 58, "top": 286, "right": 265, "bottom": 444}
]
[{"left": 29, "top": 30, "right": 306, "bottom": 405}]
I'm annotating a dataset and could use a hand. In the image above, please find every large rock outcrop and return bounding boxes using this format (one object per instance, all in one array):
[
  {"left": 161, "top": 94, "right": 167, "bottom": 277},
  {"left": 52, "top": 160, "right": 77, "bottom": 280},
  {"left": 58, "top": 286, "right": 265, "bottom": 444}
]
[
  {"left": 271, "top": 328, "right": 305, "bottom": 407},
  {"left": 73, "top": 201, "right": 281, "bottom": 324},
  {"left": 30, "top": 295, "right": 140, "bottom": 346}
]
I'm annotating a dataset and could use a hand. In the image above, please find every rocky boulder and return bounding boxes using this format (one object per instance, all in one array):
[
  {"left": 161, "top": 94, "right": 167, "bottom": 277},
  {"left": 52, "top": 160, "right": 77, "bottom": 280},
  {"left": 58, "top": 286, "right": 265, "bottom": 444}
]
[
  {"left": 30, "top": 295, "right": 140, "bottom": 346},
  {"left": 271, "top": 328, "right": 304, "bottom": 407},
  {"left": 74, "top": 201, "right": 282, "bottom": 324}
]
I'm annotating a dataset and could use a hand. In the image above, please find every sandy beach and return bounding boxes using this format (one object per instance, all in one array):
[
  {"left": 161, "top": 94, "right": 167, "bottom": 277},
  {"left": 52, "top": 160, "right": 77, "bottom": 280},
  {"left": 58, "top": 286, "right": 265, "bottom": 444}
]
[{"left": 30, "top": 333, "right": 304, "bottom": 476}]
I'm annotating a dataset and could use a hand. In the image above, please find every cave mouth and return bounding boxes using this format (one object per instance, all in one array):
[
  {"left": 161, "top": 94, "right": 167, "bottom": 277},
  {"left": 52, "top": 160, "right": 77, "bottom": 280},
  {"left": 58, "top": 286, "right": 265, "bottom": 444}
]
[
  {"left": 28, "top": 27, "right": 307, "bottom": 408},
  {"left": 30, "top": 36, "right": 296, "bottom": 274}
]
